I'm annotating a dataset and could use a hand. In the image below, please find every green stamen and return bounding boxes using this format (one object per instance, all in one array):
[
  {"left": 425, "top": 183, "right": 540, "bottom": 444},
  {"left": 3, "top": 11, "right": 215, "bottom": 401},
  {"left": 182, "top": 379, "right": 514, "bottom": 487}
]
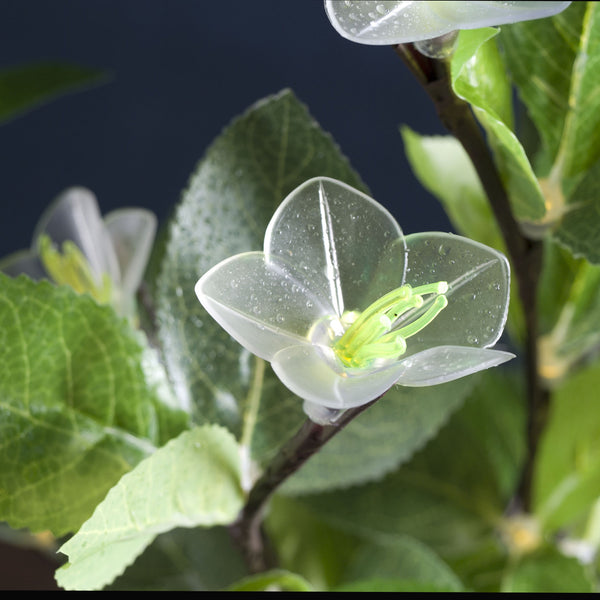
[
  {"left": 333, "top": 280, "right": 448, "bottom": 369},
  {"left": 39, "top": 234, "right": 113, "bottom": 304}
]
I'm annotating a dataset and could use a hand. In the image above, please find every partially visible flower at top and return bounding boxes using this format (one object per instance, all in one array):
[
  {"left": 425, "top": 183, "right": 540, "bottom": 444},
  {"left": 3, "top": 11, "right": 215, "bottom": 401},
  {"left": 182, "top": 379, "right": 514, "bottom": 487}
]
[
  {"left": 0, "top": 187, "right": 156, "bottom": 320},
  {"left": 324, "top": 1, "right": 572, "bottom": 47},
  {"left": 195, "top": 177, "right": 514, "bottom": 424}
]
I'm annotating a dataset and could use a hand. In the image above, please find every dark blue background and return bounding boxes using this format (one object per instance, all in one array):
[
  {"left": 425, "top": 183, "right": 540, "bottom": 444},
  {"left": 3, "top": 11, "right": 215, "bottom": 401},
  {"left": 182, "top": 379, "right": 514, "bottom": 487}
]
[{"left": 0, "top": 0, "right": 450, "bottom": 260}]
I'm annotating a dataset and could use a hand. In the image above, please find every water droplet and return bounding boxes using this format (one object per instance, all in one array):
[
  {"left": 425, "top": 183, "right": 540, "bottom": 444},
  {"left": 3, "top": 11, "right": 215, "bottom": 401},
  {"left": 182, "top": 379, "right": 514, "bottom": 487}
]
[
  {"left": 467, "top": 335, "right": 478, "bottom": 344},
  {"left": 438, "top": 244, "right": 450, "bottom": 256},
  {"left": 306, "top": 300, "right": 314, "bottom": 308},
  {"left": 376, "top": 3, "right": 386, "bottom": 14}
]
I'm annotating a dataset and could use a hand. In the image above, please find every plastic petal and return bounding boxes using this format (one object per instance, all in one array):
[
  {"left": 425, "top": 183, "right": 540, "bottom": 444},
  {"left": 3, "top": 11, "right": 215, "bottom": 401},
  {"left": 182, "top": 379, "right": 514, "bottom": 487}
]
[
  {"left": 196, "top": 252, "right": 335, "bottom": 361},
  {"left": 104, "top": 208, "right": 157, "bottom": 296},
  {"left": 265, "top": 177, "right": 406, "bottom": 317},
  {"left": 394, "top": 345, "right": 515, "bottom": 386},
  {"left": 401, "top": 232, "right": 510, "bottom": 354},
  {"left": 32, "top": 187, "right": 120, "bottom": 283},
  {"left": 272, "top": 343, "right": 408, "bottom": 408},
  {"left": 324, "top": 1, "right": 572, "bottom": 45}
]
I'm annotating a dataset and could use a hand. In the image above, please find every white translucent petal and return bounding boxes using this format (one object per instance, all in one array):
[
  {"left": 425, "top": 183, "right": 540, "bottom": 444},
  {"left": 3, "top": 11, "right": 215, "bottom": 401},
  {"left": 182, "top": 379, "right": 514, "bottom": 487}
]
[
  {"left": 324, "top": 1, "right": 572, "bottom": 45},
  {"left": 401, "top": 232, "right": 510, "bottom": 353},
  {"left": 272, "top": 344, "right": 408, "bottom": 409},
  {"left": 196, "top": 252, "right": 335, "bottom": 361},
  {"left": 265, "top": 177, "right": 406, "bottom": 316},
  {"left": 32, "top": 187, "right": 120, "bottom": 282},
  {"left": 0, "top": 249, "right": 46, "bottom": 280},
  {"left": 394, "top": 345, "right": 515, "bottom": 386},
  {"left": 104, "top": 208, "right": 157, "bottom": 295}
]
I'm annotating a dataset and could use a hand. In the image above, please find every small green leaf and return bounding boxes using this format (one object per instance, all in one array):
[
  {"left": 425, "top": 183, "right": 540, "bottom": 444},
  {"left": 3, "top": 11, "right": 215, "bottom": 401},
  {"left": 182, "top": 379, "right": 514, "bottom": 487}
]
[
  {"left": 451, "top": 29, "right": 546, "bottom": 221},
  {"left": 227, "top": 570, "right": 313, "bottom": 592},
  {"left": 0, "top": 274, "right": 188, "bottom": 536},
  {"left": 156, "top": 89, "right": 366, "bottom": 468},
  {"left": 501, "top": 547, "right": 595, "bottom": 592},
  {"left": 0, "top": 62, "right": 108, "bottom": 124},
  {"left": 533, "top": 360, "right": 600, "bottom": 532},
  {"left": 401, "top": 127, "right": 502, "bottom": 250},
  {"left": 55, "top": 425, "right": 244, "bottom": 591}
]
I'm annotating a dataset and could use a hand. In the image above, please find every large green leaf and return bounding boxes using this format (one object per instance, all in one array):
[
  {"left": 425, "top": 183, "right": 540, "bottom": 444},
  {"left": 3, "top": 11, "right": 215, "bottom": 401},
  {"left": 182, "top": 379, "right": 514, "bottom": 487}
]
[
  {"left": 339, "top": 534, "right": 464, "bottom": 592},
  {"left": 533, "top": 360, "right": 600, "bottom": 532},
  {"left": 501, "top": 547, "right": 595, "bottom": 592},
  {"left": 0, "top": 62, "right": 108, "bottom": 124},
  {"left": 109, "top": 527, "right": 248, "bottom": 591},
  {"left": 553, "top": 158, "right": 600, "bottom": 264},
  {"left": 0, "top": 274, "right": 188, "bottom": 536},
  {"left": 500, "top": 2, "right": 600, "bottom": 179},
  {"left": 451, "top": 28, "right": 546, "bottom": 221},
  {"left": 282, "top": 376, "right": 473, "bottom": 495},
  {"left": 55, "top": 425, "right": 244, "bottom": 591},
  {"left": 298, "top": 370, "right": 525, "bottom": 567}
]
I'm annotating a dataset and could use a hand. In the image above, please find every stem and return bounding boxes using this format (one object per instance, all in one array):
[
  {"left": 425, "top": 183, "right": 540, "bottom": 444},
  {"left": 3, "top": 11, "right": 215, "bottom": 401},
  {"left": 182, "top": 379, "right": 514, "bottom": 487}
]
[
  {"left": 229, "top": 399, "right": 377, "bottom": 573},
  {"left": 394, "top": 44, "right": 549, "bottom": 510}
]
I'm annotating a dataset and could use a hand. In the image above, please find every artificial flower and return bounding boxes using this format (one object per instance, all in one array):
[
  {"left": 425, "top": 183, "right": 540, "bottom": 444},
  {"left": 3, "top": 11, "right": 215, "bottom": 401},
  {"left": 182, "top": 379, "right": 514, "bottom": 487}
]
[
  {"left": 0, "top": 187, "right": 156, "bottom": 320},
  {"left": 324, "top": 1, "right": 572, "bottom": 46},
  {"left": 195, "top": 177, "right": 513, "bottom": 423}
]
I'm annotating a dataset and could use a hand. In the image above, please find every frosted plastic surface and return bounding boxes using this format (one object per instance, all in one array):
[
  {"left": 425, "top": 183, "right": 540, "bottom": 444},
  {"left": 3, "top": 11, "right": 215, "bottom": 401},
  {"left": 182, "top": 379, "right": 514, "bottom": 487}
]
[
  {"left": 32, "top": 187, "right": 120, "bottom": 282},
  {"left": 265, "top": 177, "right": 406, "bottom": 317},
  {"left": 104, "top": 209, "right": 157, "bottom": 296},
  {"left": 272, "top": 344, "right": 408, "bottom": 408},
  {"left": 324, "top": 1, "right": 572, "bottom": 45},
  {"left": 400, "top": 232, "right": 510, "bottom": 356},
  {"left": 196, "top": 252, "right": 334, "bottom": 361},
  {"left": 394, "top": 345, "right": 515, "bottom": 386}
]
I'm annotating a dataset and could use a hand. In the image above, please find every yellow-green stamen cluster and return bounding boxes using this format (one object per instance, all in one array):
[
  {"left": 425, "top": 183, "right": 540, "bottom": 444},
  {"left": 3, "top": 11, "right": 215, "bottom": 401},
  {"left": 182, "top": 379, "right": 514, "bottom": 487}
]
[
  {"left": 39, "top": 234, "right": 113, "bottom": 304},
  {"left": 333, "top": 281, "right": 449, "bottom": 369}
]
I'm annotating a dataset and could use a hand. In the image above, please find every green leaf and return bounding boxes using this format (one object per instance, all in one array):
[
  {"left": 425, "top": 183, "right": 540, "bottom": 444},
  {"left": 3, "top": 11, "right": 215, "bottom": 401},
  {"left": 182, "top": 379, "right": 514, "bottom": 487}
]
[
  {"left": 340, "top": 534, "right": 464, "bottom": 592},
  {"left": 227, "top": 570, "right": 313, "bottom": 592},
  {"left": 298, "top": 370, "right": 525, "bottom": 562},
  {"left": 553, "top": 158, "right": 600, "bottom": 264},
  {"left": 500, "top": 2, "right": 600, "bottom": 179},
  {"left": 0, "top": 62, "right": 108, "bottom": 124},
  {"left": 266, "top": 495, "right": 364, "bottom": 591},
  {"left": 451, "top": 28, "right": 546, "bottom": 221},
  {"left": 501, "top": 547, "right": 595, "bottom": 593},
  {"left": 333, "top": 579, "right": 460, "bottom": 592},
  {"left": 109, "top": 527, "right": 248, "bottom": 591},
  {"left": 401, "top": 127, "right": 502, "bottom": 250},
  {"left": 281, "top": 376, "right": 473, "bottom": 495},
  {"left": 55, "top": 425, "right": 244, "bottom": 591},
  {"left": 156, "top": 89, "right": 367, "bottom": 466},
  {"left": 0, "top": 274, "right": 188, "bottom": 536},
  {"left": 533, "top": 360, "right": 600, "bottom": 532}
]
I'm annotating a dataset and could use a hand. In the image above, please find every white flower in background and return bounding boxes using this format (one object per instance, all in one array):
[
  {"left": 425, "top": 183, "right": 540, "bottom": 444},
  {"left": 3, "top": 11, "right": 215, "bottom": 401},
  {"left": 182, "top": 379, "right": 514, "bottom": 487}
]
[
  {"left": 324, "top": 1, "right": 572, "bottom": 46},
  {"left": 0, "top": 187, "right": 156, "bottom": 320},
  {"left": 196, "top": 177, "right": 514, "bottom": 424}
]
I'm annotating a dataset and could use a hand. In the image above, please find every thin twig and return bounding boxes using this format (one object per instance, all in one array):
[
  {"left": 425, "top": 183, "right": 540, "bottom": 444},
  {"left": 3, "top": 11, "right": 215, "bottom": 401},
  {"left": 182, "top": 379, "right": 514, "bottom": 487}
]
[{"left": 229, "top": 399, "right": 377, "bottom": 573}]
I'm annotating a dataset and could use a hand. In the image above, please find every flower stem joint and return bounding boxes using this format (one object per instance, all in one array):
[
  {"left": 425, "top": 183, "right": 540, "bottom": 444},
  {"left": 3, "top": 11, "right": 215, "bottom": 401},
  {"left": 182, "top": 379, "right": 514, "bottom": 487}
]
[{"left": 196, "top": 177, "right": 514, "bottom": 425}]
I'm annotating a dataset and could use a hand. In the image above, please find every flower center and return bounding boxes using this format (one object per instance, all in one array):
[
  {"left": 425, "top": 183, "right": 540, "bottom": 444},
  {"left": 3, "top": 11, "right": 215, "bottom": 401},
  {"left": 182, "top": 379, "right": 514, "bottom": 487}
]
[
  {"left": 333, "top": 281, "right": 448, "bottom": 369},
  {"left": 39, "top": 234, "right": 113, "bottom": 304}
]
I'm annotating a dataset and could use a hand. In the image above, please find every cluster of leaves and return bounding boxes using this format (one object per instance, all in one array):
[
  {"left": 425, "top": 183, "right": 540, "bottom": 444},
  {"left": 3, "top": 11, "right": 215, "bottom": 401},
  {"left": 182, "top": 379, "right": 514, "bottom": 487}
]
[{"left": 1, "top": 3, "right": 600, "bottom": 592}]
